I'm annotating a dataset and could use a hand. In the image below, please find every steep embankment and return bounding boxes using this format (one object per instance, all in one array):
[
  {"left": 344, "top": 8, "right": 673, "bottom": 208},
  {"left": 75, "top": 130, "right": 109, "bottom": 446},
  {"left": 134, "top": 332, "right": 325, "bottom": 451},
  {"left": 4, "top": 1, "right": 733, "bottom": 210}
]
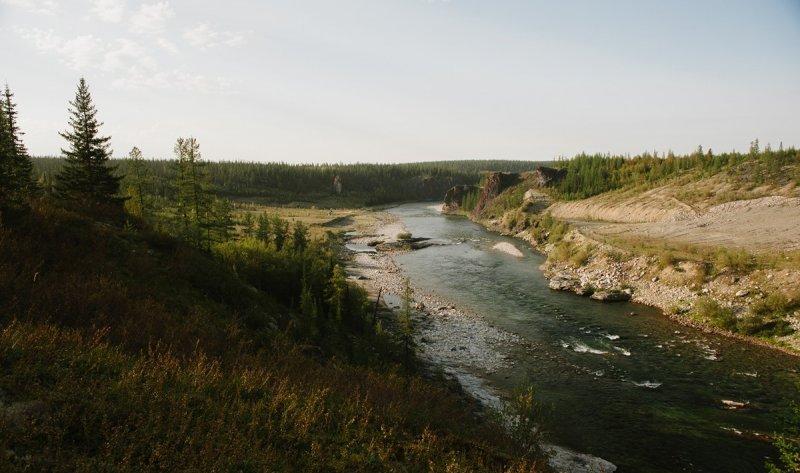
[{"left": 442, "top": 164, "right": 800, "bottom": 353}]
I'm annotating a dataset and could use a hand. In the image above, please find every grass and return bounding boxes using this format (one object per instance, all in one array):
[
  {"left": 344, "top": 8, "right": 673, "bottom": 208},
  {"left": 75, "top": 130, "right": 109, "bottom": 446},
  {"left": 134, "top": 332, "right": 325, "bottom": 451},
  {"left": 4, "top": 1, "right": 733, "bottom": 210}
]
[
  {"left": 233, "top": 203, "right": 381, "bottom": 240},
  {"left": 689, "top": 296, "right": 795, "bottom": 338},
  {"left": 0, "top": 202, "right": 547, "bottom": 472}
]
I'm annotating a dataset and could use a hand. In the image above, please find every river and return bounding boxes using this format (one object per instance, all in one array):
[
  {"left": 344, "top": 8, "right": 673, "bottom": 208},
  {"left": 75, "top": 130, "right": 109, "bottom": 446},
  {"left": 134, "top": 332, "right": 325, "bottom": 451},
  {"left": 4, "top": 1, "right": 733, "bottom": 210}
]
[{"left": 388, "top": 202, "right": 800, "bottom": 473}]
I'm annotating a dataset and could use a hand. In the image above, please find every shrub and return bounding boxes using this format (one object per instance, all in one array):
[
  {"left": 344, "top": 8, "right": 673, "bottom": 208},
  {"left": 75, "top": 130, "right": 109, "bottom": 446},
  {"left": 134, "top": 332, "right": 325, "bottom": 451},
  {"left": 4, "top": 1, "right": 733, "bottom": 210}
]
[
  {"left": 692, "top": 297, "right": 737, "bottom": 330},
  {"left": 549, "top": 241, "right": 572, "bottom": 263},
  {"left": 657, "top": 250, "right": 676, "bottom": 269},
  {"left": 713, "top": 248, "right": 753, "bottom": 274},
  {"left": 397, "top": 231, "right": 412, "bottom": 241},
  {"left": 569, "top": 245, "right": 592, "bottom": 268}
]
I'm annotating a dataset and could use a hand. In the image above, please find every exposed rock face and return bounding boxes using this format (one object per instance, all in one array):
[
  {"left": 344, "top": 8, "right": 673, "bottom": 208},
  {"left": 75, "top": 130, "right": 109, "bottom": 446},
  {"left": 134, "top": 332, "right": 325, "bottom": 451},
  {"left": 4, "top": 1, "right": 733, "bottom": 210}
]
[
  {"left": 442, "top": 185, "right": 481, "bottom": 213},
  {"left": 474, "top": 172, "right": 523, "bottom": 214},
  {"left": 531, "top": 166, "right": 567, "bottom": 187}
]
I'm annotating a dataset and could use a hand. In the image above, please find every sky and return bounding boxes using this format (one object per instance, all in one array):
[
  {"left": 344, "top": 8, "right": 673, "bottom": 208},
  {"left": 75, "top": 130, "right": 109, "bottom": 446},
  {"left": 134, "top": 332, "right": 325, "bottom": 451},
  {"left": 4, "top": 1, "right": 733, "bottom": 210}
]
[{"left": 1, "top": 0, "right": 799, "bottom": 163}]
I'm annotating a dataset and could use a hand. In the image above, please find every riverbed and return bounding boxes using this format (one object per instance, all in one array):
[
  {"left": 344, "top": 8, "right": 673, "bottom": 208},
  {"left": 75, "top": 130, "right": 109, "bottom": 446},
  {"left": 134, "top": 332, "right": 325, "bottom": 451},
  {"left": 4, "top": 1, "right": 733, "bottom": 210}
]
[{"left": 383, "top": 202, "right": 799, "bottom": 473}]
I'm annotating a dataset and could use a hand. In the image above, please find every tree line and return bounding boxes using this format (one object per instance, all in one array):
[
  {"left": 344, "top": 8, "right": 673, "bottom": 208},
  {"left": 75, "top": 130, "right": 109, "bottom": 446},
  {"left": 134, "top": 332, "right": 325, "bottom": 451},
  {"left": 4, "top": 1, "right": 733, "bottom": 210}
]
[
  {"left": 33, "top": 156, "right": 546, "bottom": 206},
  {"left": 551, "top": 143, "right": 800, "bottom": 200}
]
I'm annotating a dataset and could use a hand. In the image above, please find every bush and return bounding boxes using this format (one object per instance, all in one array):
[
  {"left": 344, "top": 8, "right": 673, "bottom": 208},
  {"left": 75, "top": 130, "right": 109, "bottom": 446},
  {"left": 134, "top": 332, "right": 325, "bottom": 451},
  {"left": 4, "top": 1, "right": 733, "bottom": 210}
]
[
  {"left": 692, "top": 297, "right": 737, "bottom": 330},
  {"left": 713, "top": 248, "right": 753, "bottom": 274},
  {"left": 569, "top": 246, "right": 592, "bottom": 267},
  {"left": 397, "top": 231, "right": 412, "bottom": 241},
  {"left": 549, "top": 241, "right": 572, "bottom": 263}
]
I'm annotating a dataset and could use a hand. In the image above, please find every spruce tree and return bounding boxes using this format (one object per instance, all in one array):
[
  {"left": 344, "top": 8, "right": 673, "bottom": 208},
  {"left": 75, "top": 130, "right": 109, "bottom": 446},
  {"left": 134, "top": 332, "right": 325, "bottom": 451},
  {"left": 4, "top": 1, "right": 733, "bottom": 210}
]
[
  {"left": 124, "top": 146, "right": 150, "bottom": 218},
  {"left": 292, "top": 220, "right": 308, "bottom": 252},
  {"left": 55, "top": 78, "right": 122, "bottom": 208},
  {"left": 0, "top": 97, "right": 11, "bottom": 204},
  {"left": 255, "top": 213, "right": 271, "bottom": 243},
  {"left": 173, "top": 137, "right": 213, "bottom": 248},
  {"left": 0, "top": 84, "right": 37, "bottom": 205}
]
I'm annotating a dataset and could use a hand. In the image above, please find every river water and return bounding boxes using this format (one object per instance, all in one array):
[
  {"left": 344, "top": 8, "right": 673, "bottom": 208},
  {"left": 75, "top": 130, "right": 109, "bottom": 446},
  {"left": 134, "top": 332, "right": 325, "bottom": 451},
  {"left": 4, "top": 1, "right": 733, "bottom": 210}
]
[{"left": 389, "top": 203, "right": 800, "bottom": 473}]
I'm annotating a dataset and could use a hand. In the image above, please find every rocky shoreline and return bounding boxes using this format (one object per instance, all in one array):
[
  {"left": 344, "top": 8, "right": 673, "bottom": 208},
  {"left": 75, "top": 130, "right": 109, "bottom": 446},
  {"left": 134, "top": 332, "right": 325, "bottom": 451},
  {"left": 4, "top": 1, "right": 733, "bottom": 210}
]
[{"left": 477, "top": 218, "right": 800, "bottom": 357}]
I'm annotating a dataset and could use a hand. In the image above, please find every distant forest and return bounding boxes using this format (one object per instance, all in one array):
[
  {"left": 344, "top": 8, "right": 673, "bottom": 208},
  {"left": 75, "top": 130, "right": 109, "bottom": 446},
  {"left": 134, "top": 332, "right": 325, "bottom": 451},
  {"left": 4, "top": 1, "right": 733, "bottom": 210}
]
[
  {"left": 551, "top": 142, "right": 800, "bottom": 200},
  {"left": 33, "top": 157, "right": 548, "bottom": 206}
]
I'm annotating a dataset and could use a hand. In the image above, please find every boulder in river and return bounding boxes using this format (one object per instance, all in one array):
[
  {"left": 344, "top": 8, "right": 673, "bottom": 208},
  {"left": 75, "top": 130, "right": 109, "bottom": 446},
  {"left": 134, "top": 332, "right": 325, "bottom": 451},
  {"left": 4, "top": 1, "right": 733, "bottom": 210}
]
[
  {"left": 590, "top": 290, "right": 632, "bottom": 302},
  {"left": 549, "top": 276, "right": 579, "bottom": 292},
  {"left": 492, "top": 242, "right": 524, "bottom": 257}
]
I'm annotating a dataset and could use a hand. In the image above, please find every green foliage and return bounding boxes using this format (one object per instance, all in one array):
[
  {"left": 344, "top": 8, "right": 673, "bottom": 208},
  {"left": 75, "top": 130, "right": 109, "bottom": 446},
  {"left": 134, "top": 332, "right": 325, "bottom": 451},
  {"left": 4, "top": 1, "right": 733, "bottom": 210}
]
[
  {"left": 460, "top": 188, "right": 481, "bottom": 212},
  {"left": 505, "top": 386, "right": 544, "bottom": 460},
  {"left": 122, "top": 146, "right": 151, "bottom": 219},
  {"left": 255, "top": 212, "right": 271, "bottom": 243},
  {"left": 691, "top": 297, "right": 737, "bottom": 331},
  {"left": 397, "top": 231, "right": 412, "bottom": 241},
  {"left": 767, "top": 403, "right": 800, "bottom": 472},
  {"left": 240, "top": 212, "right": 255, "bottom": 238},
  {"left": 0, "top": 202, "right": 541, "bottom": 471},
  {"left": 0, "top": 84, "right": 37, "bottom": 209},
  {"left": 569, "top": 245, "right": 592, "bottom": 268},
  {"left": 551, "top": 146, "right": 799, "bottom": 200},
  {"left": 292, "top": 220, "right": 308, "bottom": 251},
  {"left": 55, "top": 78, "right": 123, "bottom": 211},
  {"left": 399, "top": 278, "right": 414, "bottom": 361},
  {"left": 548, "top": 241, "right": 572, "bottom": 263},
  {"left": 712, "top": 247, "right": 753, "bottom": 274},
  {"left": 691, "top": 296, "right": 794, "bottom": 337},
  {"left": 35, "top": 158, "right": 548, "bottom": 208}
]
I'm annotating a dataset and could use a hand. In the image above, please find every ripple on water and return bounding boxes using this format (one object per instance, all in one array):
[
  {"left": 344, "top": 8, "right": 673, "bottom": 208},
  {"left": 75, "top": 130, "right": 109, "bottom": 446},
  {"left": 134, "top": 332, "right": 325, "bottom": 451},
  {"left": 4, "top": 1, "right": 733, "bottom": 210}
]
[
  {"left": 569, "top": 340, "right": 609, "bottom": 355},
  {"left": 631, "top": 380, "right": 663, "bottom": 389}
]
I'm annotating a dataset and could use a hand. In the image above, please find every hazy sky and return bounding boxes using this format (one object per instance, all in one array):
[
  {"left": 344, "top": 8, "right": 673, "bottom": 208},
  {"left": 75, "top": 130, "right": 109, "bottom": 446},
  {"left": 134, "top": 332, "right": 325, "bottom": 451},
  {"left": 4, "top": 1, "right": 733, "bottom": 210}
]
[{"left": 2, "top": 0, "right": 799, "bottom": 163}]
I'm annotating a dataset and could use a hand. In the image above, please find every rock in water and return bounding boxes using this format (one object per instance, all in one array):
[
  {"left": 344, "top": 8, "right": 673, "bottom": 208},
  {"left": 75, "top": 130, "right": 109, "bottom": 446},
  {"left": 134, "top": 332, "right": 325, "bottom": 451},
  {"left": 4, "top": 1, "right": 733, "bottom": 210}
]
[
  {"left": 549, "top": 276, "right": 579, "bottom": 292},
  {"left": 492, "top": 242, "right": 524, "bottom": 257},
  {"left": 590, "top": 290, "right": 632, "bottom": 302},
  {"left": 544, "top": 444, "right": 617, "bottom": 473}
]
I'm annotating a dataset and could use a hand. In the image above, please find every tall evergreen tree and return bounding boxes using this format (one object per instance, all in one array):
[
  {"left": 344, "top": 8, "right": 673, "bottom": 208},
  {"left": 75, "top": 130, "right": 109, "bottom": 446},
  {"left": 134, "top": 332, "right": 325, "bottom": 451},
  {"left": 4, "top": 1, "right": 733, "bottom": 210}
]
[
  {"left": 174, "top": 137, "right": 210, "bottom": 245},
  {"left": 55, "top": 78, "right": 122, "bottom": 208},
  {"left": 123, "top": 146, "right": 150, "bottom": 218},
  {"left": 0, "top": 84, "right": 37, "bottom": 206},
  {"left": 0, "top": 97, "right": 11, "bottom": 205}
]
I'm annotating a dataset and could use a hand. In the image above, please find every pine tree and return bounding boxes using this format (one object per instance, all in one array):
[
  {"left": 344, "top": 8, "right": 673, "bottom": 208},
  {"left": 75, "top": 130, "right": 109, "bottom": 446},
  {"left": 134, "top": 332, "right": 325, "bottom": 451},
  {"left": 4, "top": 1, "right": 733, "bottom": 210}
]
[
  {"left": 255, "top": 213, "right": 271, "bottom": 244},
  {"left": 0, "top": 84, "right": 37, "bottom": 206},
  {"left": 173, "top": 137, "right": 214, "bottom": 248},
  {"left": 55, "top": 78, "right": 122, "bottom": 209},
  {"left": 292, "top": 221, "right": 308, "bottom": 252},
  {"left": 0, "top": 97, "right": 11, "bottom": 205},
  {"left": 271, "top": 215, "right": 289, "bottom": 251},
  {"left": 399, "top": 278, "right": 414, "bottom": 360},
  {"left": 240, "top": 212, "right": 255, "bottom": 238},
  {"left": 124, "top": 146, "right": 150, "bottom": 218}
]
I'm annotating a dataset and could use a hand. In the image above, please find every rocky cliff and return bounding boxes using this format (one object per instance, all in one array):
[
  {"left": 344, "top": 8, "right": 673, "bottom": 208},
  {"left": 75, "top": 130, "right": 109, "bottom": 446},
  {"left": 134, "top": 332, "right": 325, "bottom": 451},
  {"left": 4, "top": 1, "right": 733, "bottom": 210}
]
[
  {"left": 473, "top": 172, "right": 523, "bottom": 214},
  {"left": 442, "top": 185, "right": 481, "bottom": 213}
]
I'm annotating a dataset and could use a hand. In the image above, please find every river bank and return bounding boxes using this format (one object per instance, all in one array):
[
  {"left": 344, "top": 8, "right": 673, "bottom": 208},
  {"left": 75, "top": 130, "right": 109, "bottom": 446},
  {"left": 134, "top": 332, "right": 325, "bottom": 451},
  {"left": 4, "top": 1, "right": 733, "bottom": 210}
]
[
  {"left": 473, "top": 213, "right": 800, "bottom": 357},
  {"left": 344, "top": 210, "right": 619, "bottom": 473},
  {"left": 343, "top": 202, "right": 798, "bottom": 472}
]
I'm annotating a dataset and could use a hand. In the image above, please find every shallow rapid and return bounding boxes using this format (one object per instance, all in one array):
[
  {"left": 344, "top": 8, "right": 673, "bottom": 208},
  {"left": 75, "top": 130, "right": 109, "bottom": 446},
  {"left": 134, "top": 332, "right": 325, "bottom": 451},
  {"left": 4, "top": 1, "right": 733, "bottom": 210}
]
[{"left": 390, "top": 203, "right": 800, "bottom": 473}]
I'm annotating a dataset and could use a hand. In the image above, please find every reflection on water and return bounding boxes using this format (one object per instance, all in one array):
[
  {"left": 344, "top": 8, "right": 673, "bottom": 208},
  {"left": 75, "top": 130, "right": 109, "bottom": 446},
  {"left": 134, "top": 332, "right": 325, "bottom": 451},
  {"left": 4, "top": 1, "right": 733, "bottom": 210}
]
[{"left": 390, "top": 203, "right": 800, "bottom": 473}]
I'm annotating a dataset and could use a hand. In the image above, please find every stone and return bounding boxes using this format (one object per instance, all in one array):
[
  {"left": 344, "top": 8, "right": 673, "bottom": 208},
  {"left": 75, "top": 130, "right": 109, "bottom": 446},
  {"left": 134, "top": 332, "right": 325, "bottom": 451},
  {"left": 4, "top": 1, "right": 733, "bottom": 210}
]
[
  {"left": 590, "top": 290, "right": 632, "bottom": 302},
  {"left": 735, "top": 290, "right": 749, "bottom": 298}
]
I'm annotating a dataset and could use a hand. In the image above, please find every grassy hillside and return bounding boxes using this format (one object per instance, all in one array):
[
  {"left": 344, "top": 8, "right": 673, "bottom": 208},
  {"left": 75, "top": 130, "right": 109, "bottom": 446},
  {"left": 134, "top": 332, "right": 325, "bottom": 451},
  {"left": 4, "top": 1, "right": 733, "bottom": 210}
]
[{"left": 0, "top": 204, "right": 544, "bottom": 472}]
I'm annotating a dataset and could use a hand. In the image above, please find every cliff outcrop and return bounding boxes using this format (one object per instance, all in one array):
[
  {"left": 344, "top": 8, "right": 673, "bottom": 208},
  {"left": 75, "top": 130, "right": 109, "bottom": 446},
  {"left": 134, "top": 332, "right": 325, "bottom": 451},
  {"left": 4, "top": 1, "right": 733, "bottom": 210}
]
[
  {"left": 473, "top": 172, "right": 523, "bottom": 215},
  {"left": 442, "top": 185, "right": 481, "bottom": 213}
]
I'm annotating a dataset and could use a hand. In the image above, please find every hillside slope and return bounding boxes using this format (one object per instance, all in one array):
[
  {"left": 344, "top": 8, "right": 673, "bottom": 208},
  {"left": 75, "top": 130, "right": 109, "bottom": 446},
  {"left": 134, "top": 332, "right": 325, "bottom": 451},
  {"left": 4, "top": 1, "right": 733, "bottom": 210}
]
[{"left": 0, "top": 204, "right": 543, "bottom": 472}]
